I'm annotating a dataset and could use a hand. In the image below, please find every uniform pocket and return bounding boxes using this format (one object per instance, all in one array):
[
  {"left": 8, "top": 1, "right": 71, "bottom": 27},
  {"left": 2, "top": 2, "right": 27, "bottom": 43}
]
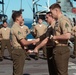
[
  {"left": 60, "top": 46, "right": 70, "bottom": 55},
  {"left": 53, "top": 46, "right": 70, "bottom": 55},
  {"left": 12, "top": 49, "right": 21, "bottom": 56}
]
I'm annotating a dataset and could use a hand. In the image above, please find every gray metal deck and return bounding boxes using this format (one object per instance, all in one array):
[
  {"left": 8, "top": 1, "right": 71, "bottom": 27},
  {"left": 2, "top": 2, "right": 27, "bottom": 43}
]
[{"left": 0, "top": 49, "right": 76, "bottom": 75}]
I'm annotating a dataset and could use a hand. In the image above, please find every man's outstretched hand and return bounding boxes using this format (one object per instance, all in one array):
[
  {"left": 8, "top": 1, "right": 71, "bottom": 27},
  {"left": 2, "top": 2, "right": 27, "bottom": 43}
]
[
  {"left": 27, "top": 50, "right": 34, "bottom": 54},
  {"left": 33, "top": 38, "right": 40, "bottom": 45}
]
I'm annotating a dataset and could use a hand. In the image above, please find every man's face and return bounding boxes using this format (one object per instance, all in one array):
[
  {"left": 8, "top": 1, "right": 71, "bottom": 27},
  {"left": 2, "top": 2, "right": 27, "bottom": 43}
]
[
  {"left": 17, "top": 14, "right": 23, "bottom": 24},
  {"left": 50, "top": 9, "right": 57, "bottom": 19},
  {"left": 38, "top": 19, "right": 42, "bottom": 24},
  {"left": 21, "top": 20, "right": 24, "bottom": 26},
  {"left": 45, "top": 14, "right": 52, "bottom": 24},
  {"left": 3, "top": 22, "right": 7, "bottom": 27}
]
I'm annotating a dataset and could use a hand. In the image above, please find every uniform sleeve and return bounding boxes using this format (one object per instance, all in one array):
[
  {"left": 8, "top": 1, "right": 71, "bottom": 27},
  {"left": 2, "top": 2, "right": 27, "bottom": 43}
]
[
  {"left": 60, "top": 20, "right": 72, "bottom": 34},
  {"left": 33, "top": 26, "right": 37, "bottom": 35},
  {"left": 13, "top": 28, "right": 24, "bottom": 40},
  {"left": 0, "top": 29, "right": 2, "bottom": 34},
  {"left": 71, "top": 26, "right": 76, "bottom": 36},
  {"left": 44, "top": 25, "right": 47, "bottom": 33},
  {"left": 26, "top": 27, "right": 30, "bottom": 34}
]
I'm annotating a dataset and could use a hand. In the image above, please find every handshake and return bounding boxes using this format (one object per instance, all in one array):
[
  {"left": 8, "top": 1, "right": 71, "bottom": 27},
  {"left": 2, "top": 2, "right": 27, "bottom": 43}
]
[
  {"left": 27, "top": 49, "right": 38, "bottom": 54},
  {"left": 28, "top": 35, "right": 58, "bottom": 54},
  {"left": 27, "top": 37, "right": 49, "bottom": 54},
  {"left": 27, "top": 47, "right": 40, "bottom": 54}
]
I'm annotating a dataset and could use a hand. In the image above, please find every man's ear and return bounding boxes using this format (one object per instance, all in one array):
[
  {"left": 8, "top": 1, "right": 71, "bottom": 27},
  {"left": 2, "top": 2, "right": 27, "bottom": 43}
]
[
  {"left": 16, "top": 18, "right": 18, "bottom": 21},
  {"left": 55, "top": 8, "right": 58, "bottom": 11}
]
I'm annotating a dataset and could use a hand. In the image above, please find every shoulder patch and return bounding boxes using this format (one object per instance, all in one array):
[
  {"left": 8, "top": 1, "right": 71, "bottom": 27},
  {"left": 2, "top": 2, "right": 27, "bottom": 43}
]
[
  {"left": 65, "top": 23, "right": 69, "bottom": 28},
  {"left": 18, "top": 31, "right": 21, "bottom": 35}
]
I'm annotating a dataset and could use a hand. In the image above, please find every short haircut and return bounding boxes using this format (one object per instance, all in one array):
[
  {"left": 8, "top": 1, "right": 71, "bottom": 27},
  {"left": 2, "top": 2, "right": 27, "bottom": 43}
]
[
  {"left": 46, "top": 12, "right": 53, "bottom": 18},
  {"left": 49, "top": 3, "right": 61, "bottom": 10},
  {"left": 38, "top": 17, "right": 42, "bottom": 20},
  {"left": 12, "top": 10, "right": 22, "bottom": 22},
  {"left": 3, "top": 20, "right": 7, "bottom": 24},
  {"left": 46, "top": 11, "right": 51, "bottom": 15}
]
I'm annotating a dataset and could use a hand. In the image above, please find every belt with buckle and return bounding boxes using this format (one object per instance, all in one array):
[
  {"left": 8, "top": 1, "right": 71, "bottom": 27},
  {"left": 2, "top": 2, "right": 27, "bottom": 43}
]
[
  {"left": 13, "top": 46, "right": 22, "bottom": 49},
  {"left": 56, "top": 43, "right": 68, "bottom": 46}
]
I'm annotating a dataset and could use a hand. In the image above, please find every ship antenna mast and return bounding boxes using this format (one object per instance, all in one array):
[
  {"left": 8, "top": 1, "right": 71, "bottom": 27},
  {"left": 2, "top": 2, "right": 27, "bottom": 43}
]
[
  {"left": 20, "top": 0, "right": 22, "bottom": 9},
  {"left": 2, "top": 0, "right": 4, "bottom": 15},
  {"left": 48, "top": 0, "right": 50, "bottom": 11},
  {"left": 32, "top": 0, "right": 36, "bottom": 23}
]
